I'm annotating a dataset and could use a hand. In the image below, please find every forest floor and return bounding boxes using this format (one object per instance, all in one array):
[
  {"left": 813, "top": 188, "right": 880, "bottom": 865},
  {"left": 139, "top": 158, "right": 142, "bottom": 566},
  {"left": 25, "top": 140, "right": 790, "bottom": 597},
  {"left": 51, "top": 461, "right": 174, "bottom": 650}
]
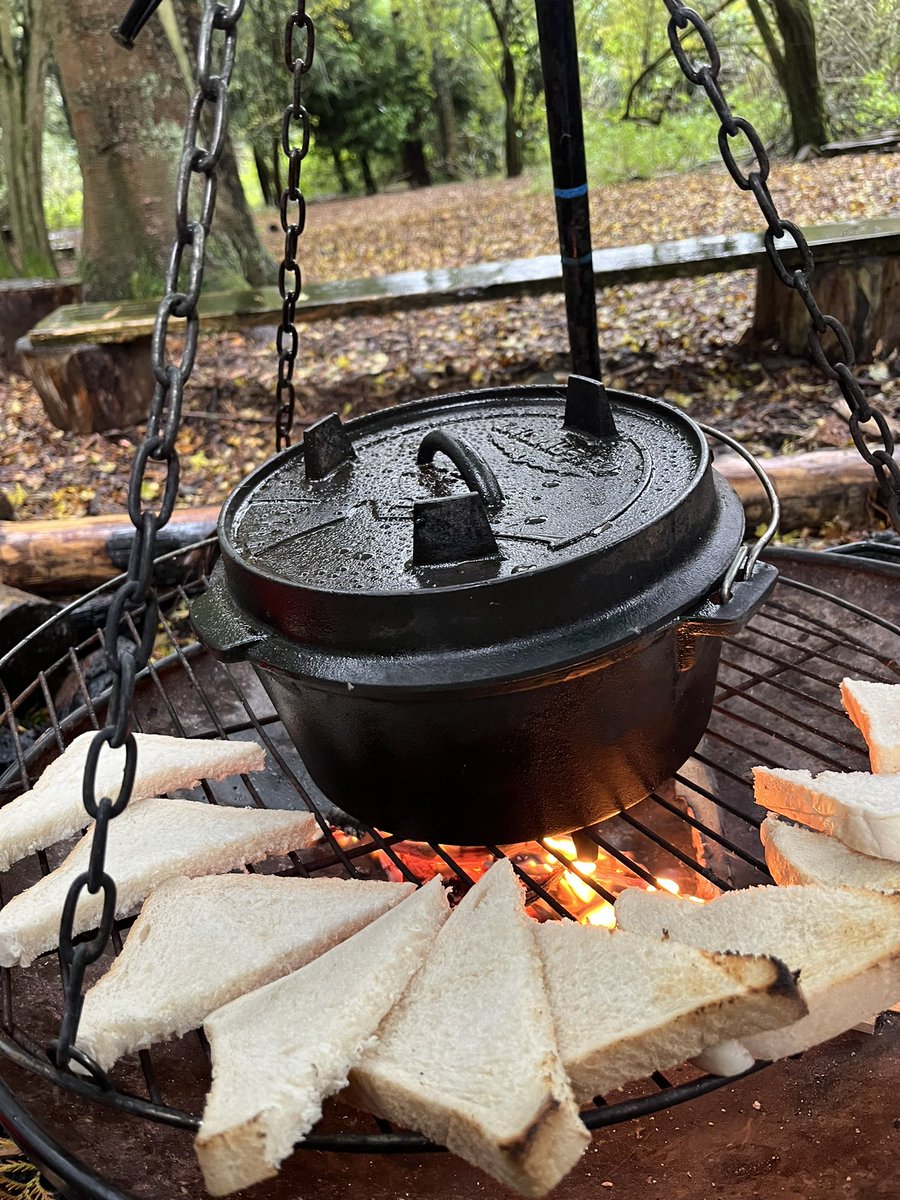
[{"left": 1, "top": 153, "right": 898, "bottom": 530}]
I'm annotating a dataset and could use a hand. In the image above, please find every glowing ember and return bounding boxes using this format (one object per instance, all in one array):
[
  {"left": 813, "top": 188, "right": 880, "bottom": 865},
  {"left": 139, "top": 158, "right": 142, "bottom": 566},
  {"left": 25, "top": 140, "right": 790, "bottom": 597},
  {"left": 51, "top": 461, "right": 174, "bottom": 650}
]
[{"left": 329, "top": 826, "right": 706, "bottom": 927}]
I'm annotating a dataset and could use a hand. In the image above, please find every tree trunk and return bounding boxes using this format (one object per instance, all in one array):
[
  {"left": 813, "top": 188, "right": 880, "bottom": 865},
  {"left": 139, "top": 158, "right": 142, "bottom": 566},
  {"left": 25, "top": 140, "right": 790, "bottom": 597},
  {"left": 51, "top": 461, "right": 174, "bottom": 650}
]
[
  {"left": 332, "top": 149, "right": 353, "bottom": 195},
  {"left": 432, "top": 49, "right": 459, "bottom": 177},
  {"left": 253, "top": 141, "right": 278, "bottom": 207},
  {"left": 770, "top": 0, "right": 829, "bottom": 150},
  {"left": 501, "top": 44, "right": 524, "bottom": 178},
  {"left": 359, "top": 152, "right": 378, "bottom": 196},
  {"left": 52, "top": 0, "right": 271, "bottom": 301},
  {"left": 401, "top": 140, "right": 433, "bottom": 188},
  {"left": 0, "top": 0, "right": 56, "bottom": 278},
  {"left": 482, "top": 1, "right": 523, "bottom": 179},
  {"left": 748, "top": 0, "right": 829, "bottom": 152}
]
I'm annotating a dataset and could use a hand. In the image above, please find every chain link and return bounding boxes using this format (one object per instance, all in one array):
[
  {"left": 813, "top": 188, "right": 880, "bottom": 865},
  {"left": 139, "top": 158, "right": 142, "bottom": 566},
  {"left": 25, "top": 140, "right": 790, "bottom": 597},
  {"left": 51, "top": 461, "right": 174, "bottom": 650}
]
[
  {"left": 275, "top": 5, "right": 316, "bottom": 450},
  {"left": 661, "top": 0, "right": 899, "bottom": 528},
  {"left": 51, "top": 0, "right": 247, "bottom": 1076}
]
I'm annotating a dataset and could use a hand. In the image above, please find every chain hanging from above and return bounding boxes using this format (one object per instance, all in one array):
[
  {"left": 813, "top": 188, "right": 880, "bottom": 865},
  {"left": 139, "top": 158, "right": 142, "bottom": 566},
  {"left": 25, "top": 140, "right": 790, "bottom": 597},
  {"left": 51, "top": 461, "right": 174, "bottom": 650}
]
[
  {"left": 51, "top": 0, "right": 248, "bottom": 1079},
  {"left": 661, "top": 0, "right": 900, "bottom": 531},
  {"left": 275, "top": 4, "right": 316, "bottom": 451}
]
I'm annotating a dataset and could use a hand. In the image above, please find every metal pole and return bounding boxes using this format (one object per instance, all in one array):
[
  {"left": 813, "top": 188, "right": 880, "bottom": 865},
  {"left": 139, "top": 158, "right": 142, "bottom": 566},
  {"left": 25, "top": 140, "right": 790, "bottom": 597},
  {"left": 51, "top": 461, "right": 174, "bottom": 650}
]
[{"left": 534, "top": 0, "right": 602, "bottom": 380}]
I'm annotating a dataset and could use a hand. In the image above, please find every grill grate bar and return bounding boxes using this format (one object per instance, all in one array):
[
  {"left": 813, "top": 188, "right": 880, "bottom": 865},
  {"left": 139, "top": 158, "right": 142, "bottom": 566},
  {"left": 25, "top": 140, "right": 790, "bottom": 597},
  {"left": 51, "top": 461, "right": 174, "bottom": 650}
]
[
  {"left": 538, "top": 841, "right": 617, "bottom": 906},
  {"left": 763, "top": 591, "right": 900, "bottom": 660},
  {"left": 646, "top": 792, "right": 768, "bottom": 875},
  {"left": 615, "top": 810, "right": 732, "bottom": 893},
  {"left": 731, "top": 624, "right": 880, "bottom": 698},
  {"left": 580, "top": 829, "right": 663, "bottom": 890},
  {"left": 673, "top": 765, "right": 760, "bottom": 827},
  {"left": 719, "top": 654, "right": 872, "bottom": 759},
  {"left": 486, "top": 846, "right": 574, "bottom": 920},
  {"left": 707, "top": 699, "right": 852, "bottom": 771}
]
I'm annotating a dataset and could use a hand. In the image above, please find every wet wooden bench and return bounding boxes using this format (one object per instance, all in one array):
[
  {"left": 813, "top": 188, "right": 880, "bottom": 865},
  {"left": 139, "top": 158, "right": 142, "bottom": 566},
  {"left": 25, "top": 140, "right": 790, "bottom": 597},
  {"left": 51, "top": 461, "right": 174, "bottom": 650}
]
[{"left": 17, "top": 215, "right": 900, "bottom": 432}]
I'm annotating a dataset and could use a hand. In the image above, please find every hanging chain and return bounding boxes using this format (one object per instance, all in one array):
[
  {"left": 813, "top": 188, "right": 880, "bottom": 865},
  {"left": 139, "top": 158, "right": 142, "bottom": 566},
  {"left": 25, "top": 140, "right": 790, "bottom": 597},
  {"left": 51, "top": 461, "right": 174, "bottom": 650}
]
[
  {"left": 661, "top": 1, "right": 900, "bottom": 530},
  {"left": 275, "top": 5, "right": 316, "bottom": 450},
  {"left": 51, "top": 0, "right": 246, "bottom": 1078}
]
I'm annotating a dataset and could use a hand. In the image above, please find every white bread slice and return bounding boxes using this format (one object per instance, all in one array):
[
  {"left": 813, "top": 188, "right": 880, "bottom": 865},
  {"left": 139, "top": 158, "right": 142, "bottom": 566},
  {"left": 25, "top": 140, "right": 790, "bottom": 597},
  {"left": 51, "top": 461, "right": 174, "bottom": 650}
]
[
  {"left": 348, "top": 859, "right": 590, "bottom": 1198},
  {"left": 533, "top": 921, "right": 805, "bottom": 1103},
  {"left": 76, "top": 875, "right": 415, "bottom": 1071},
  {"left": 0, "top": 799, "right": 316, "bottom": 967},
  {"left": 840, "top": 678, "right": 900, "bottom": 774},
  {"left": 195, "top": 877, "right": 450, "bottom": 1197},
  {"left": 761, "top": 812, "right": 900, "bottom": 892},
  {"left": 0, "top": 732, "right": 265, "bottom": 872},
  {"left": 752, "top": 765, "right": 900, "bottom": 860},
  {"left": 615, "top": 884, "right": 900, "bottom": 1072}
]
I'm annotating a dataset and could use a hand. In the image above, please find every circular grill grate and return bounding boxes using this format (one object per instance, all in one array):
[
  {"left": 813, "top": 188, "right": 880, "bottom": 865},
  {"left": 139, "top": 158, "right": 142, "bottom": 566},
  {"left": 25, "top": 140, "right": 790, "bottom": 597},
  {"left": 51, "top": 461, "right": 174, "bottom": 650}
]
[{"left": 0, "top": 545, "right": 897, "bottom": 1195}]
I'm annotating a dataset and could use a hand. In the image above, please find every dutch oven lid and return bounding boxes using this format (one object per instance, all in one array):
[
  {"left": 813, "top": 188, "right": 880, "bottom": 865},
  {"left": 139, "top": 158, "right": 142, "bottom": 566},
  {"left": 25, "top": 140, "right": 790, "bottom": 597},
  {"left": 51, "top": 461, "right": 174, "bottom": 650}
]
[{"left": 201, "top": 380, "right": 746, "bottom": 679}]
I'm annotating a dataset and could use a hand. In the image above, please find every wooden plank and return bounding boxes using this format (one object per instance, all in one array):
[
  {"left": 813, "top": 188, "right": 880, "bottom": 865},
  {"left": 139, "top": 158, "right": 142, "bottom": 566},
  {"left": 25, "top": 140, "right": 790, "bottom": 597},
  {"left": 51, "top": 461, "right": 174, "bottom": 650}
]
[{"left": 24, "top": 217, "right": 900, "bottom": 348}]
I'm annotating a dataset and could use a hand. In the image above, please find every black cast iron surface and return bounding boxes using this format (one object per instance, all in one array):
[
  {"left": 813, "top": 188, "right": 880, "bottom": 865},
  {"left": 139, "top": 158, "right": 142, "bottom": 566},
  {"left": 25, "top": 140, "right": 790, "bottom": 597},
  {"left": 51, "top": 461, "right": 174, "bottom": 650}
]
[{"left": 0, "top": 548, "right": 897, "bottom": 1199}]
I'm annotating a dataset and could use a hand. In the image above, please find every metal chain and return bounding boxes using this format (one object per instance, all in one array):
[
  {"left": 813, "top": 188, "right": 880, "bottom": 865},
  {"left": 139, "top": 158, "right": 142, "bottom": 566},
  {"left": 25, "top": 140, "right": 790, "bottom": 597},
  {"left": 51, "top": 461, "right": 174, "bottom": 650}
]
[
  {"left": 51, "top": 0, "right": 246, "bottom": 1078},
  {"left": 275, "top": 4, "right": 316, "bottom": 450},
  {"left": 661, "top": 1, "right": 900, "bottom": 530}
]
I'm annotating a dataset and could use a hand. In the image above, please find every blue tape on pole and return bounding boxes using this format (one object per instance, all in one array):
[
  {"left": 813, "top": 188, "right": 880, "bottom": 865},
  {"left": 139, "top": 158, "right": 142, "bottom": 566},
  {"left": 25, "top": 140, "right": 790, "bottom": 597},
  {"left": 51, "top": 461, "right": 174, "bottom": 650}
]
[
  {"left": 554, "top": 183, "right": 589, "bottom": 199},
  {"left": 561, "top": 252, "right": 594, "bottom": 266}
]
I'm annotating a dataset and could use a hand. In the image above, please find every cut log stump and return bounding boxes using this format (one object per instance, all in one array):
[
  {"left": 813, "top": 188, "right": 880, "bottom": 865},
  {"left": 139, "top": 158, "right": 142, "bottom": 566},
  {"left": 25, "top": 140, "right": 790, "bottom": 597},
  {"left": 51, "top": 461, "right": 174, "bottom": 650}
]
[
  {"left": 15, "top": 335, "right": 155, "bottom": 433},
  {"left": 752, "top": 256, "right": 900, "bottom": 361},
  {"left": 0, "top": 279, "right": 82, "bottom": 374}
]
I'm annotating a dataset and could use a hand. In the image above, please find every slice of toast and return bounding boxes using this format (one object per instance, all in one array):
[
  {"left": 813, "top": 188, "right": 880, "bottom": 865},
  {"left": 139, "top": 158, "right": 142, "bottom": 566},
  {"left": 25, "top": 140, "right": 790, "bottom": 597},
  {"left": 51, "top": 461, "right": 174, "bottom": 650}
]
[
  {"left": 348, "top": 859, "right": 590, "bottom": 1198},
  {"left": 77, "top": 874, "right": 415, "bottom": 1071},
  {"left": 840, "top": 678, "right": 900, "bottom": 774},
  {"left": 0, "top": 732, "right": 265, "bottom": 872},
  {"left": 752, "top": 765, "right": 900, "bottom": 860},
  {"left": 761, "top": 812, "right": 900, "bottom": 892},
  {"left": 533, "top": 921, "right": 805, "bottom": 1103},
  {"left": 196, "top": 877, "right": 450, "bottom": 1196},
  {"left": 615, "top": 884, "right": 900, "bottom": 1071},
  {"left": 0, "top": 799, "right": 317, "bottom": 967}
]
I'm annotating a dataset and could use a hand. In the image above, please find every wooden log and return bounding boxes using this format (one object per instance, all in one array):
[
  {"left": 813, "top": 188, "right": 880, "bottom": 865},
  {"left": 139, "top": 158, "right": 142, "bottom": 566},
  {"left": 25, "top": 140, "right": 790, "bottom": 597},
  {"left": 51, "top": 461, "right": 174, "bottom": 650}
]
[
  {"left": 0, "top": 279, "right": 82, "bottom": 374},
  {"left": 0, "top": 507, "right": 219, "bottom": 594},
  {"left": 15, "top": 334, "right": 156, "bottom": 433},
  {"left": 0, "top": 449, "right": 880, "bottom": 597},
  {"left": 752, "top": 255, "right": 900, "bottom": 361},
  {"left": 715, "top": 447, "right": 877, "bottom": 532},
  {"left": 0, "top": 583, "right": 71, "bottom": 701}
]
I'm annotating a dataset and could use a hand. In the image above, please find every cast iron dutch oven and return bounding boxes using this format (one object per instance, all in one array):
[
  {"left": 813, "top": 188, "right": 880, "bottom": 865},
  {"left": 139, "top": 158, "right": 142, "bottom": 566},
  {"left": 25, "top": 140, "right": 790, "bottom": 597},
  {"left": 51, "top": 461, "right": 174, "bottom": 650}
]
[{"left": 192, "top": 378, "right": 778, "bottom": 844}]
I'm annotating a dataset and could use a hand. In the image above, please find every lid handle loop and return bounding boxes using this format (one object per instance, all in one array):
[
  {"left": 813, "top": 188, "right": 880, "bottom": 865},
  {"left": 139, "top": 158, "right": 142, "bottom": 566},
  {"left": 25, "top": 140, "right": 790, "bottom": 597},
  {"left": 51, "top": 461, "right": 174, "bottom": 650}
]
[{"left": 416, "top": 429, "right": 504, "bottom": 511}]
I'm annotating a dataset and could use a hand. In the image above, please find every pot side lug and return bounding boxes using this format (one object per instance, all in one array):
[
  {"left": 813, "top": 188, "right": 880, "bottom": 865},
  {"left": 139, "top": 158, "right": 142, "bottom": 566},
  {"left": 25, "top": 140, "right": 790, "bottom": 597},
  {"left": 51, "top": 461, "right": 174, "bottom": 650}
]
[
  {"left": 675, "top": 562, "right": 778, "bottom": 670},
  {"left": 563, "top": 374, "right": 618, "bottom": 438}
]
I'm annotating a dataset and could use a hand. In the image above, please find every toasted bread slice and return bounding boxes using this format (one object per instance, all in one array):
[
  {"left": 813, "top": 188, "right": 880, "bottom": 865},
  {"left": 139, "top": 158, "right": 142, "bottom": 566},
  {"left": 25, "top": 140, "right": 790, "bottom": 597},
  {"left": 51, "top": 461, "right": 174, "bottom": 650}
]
[
  {"left": 533, "top": 921, "right": 805, "bottom": 1102},
  {"left": 615, "top": 884, "right": 900, "bottom": 1071},
  {"left": 0, "top": 732, "right": 265, "bottom": 872},
  {"left": 0, "top": 799, "right": 317, "bottom": 967},
  {"left": 348, "top": 860, "right": 590, "bottom": 1198},
  {"left": 761, "top": 812, "right": 900, "bottom": 892},
  {"left": 840, "top": 678, "right": 900, "bottom": 774},
  {"left": 76, "top": 874, "right": 415, "bottom": 1071},
  {"left": 753, "top": 765, "right": 900, "bottom": 860},
  {"left": 196, "top": 877, "right": 450, "bottom": 1196}
]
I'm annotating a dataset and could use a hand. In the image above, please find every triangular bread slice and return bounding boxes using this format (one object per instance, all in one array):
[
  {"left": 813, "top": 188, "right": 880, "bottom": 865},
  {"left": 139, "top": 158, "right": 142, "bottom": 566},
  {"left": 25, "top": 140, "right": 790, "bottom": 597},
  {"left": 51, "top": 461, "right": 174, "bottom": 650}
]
[
  {"left": 533, "top": 921, "right": 805, "bottom": 1103},
  {"left": 0, "top": 732, "right": 265, "bottom": 872},
  {"left": 348, "top": 859, "right": 590, "bottom": 1198},
  {"left": 0, "top": 799, "right": 317, "bottom": 967},
  {"left": 753, "top": 765, "right": 900, "bottom": 860},
  {"left": 761, "top": 812, "right": 900, "bottom": 892},
  {"left": 76, "top": 874, "right": 415, "bottom": 1071},
  {"left": 840, "top": 678, "right": 900, "bottom": 774},
  {"left": 615, "top": 884, "right": 900, "bottom": 1073},
  {"left": 195, "top": 877, "right": 450, "bottom": 1196}
]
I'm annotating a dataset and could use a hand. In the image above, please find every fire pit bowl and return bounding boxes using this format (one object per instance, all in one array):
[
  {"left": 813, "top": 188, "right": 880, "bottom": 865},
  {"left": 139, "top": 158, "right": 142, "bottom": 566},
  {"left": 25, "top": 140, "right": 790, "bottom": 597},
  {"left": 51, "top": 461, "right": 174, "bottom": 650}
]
[{"left": 192, "top": 380, "right": 777, "bottom": 844}]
